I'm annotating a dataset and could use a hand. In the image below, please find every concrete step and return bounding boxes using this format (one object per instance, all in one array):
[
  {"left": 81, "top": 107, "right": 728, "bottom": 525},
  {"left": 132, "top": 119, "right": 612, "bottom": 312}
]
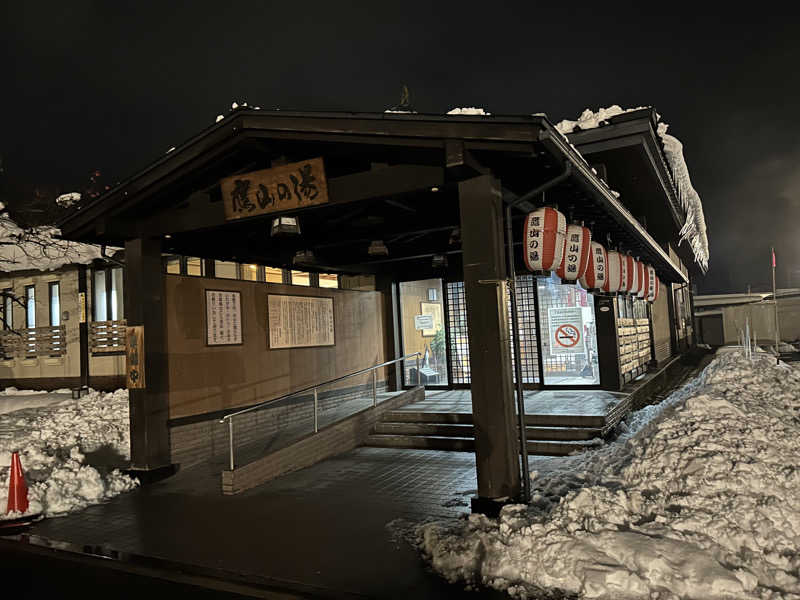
[
  {"left": 373, "top": 422, "right": 601, "bottom": 441},
  {"left": 364, "top": 434, "right": 601, "bottom": 455},
  {"left": 365, "top": 434, "right": 475, "bottom": 452},
  {"left": 384, "top": 410, "right": 606, "bottom": 429}
]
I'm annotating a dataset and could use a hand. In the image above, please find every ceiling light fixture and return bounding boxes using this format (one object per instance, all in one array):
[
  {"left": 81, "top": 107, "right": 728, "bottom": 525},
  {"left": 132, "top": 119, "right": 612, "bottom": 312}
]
[
  {"left": 271, "top": 216, "right": 301, "bottom": 237},
  {"left": 368, "top": 240, "right": 389, "bottom": 256}
]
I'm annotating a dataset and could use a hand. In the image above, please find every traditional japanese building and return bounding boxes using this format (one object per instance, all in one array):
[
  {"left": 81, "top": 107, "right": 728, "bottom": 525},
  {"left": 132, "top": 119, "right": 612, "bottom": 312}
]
[{"left": 2, "top": 107, "right": 708, "bottom": 510}]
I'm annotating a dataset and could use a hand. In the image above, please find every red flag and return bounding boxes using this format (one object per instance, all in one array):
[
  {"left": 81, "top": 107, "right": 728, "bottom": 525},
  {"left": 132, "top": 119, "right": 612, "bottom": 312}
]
[{"left": 772, "top": 248, "right": 776, "bottom": 268}]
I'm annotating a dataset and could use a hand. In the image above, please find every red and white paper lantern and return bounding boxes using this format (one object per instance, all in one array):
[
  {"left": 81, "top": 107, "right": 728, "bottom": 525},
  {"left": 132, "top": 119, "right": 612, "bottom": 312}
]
[
  {"left": 556, "top": 224, "right": 591, "bottom": 282},
  {"left": 618, "top": 253, "right": 629, "bottom": 293},
  {"left": 580, "top": 242, "right": 607, "bottom": 291},
  {"left": 635, "top": 260, "right": 647, "bottom": 298},
  {"left": 523, "top": 207, "right": 567, "bottom": 273},
  {"left": 624, "top": 255, "right": 638, "bottom": 295},
  {"left": 644, "top": 265, "right": 656, "bottom": 301},
  {"left": 603, "top": 250, "right": 623, "bottom": 294}
]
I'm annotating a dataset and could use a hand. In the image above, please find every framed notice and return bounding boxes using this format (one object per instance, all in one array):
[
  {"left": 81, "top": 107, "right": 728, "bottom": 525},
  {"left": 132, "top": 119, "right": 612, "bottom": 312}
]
[
  {"left": 419, "top": 302, "right": 443, "bottom": 337},
  {"left": 268, "top": 294, "right": 335, "bottom": 349},
  {"left": 205, "top": 290, "right": 243, "bottom": 346}
]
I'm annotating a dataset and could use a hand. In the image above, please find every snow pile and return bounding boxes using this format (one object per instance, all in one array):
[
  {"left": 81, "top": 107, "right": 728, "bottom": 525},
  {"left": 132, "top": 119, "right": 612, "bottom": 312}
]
[
  {"left": 0, "top": 209, "right": 103, "bottom": 272},
  {"left": 555, "top": 105, "right": 647, "bottom": 135},
  {"left": 554, "top": 106, "right": 710, "bottom": 272},
  {"left": 418, "top": 351, "right": 800, "bottom": 599},
  {"left": 55, "top": 192, "right": 81, "bottom": 208},
  {"left": 447, "top": 107, "right": 491, "bottom": 115},
  {"left": 657, "top": 121, "right": 709, "bottom": 272},
  {"left": 0, "top": 389, "right": 138, "bottom": 518}
]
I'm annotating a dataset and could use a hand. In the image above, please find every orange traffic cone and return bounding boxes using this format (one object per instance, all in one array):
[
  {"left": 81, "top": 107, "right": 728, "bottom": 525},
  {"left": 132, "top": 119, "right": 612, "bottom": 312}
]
[{"left": 6, "top": 452, "right": 29, "bottom": 515}]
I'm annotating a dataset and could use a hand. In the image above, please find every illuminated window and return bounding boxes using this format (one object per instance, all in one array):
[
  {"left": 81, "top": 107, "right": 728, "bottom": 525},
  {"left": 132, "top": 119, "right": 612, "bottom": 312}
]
[
  {"left": 318, "top": 273, "right": 339, "bottom": 288},
  {"left": 265, "top": 267, "right": 284, "bottom": 283},
  {"left": 49, "top": 282, "right": 60, "bottom": 326},
  {"left": 291, "top": 270, "right": 310, "bottom": 286},
  {"left": 186, "top": 257, "right": 204, "bottom": 276},
  {"left": 165, "top": 257, "right": 181, "bottom": 274},
  {"left": 215, "top": 261, "right": 238, "bottom": 279},
  {"left": 25, "top": 285, "right": 35, "bottom": 328},
  {"left": 242, "top": 264, "right": 260, "bottom": 281}
]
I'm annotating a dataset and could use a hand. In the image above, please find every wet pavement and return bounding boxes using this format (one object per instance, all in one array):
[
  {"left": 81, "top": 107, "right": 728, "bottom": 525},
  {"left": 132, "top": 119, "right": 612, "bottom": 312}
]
[{"left": 21, "top": 446, "right": 497, "bottom": 599}]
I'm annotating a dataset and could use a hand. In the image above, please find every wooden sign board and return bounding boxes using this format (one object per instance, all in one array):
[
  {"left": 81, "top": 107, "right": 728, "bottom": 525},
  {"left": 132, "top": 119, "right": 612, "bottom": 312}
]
[
  {"left": 125, "top": 325, "right": 146, "bottom": 389},
  {"left": 221, "top": 157, "right": 329, "bottom": 221}
]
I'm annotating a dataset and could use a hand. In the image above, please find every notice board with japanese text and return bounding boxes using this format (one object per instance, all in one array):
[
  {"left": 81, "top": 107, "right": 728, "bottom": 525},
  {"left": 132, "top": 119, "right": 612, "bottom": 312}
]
[{"left": 268, "top": 294, "right": 335, "bottom": 349}]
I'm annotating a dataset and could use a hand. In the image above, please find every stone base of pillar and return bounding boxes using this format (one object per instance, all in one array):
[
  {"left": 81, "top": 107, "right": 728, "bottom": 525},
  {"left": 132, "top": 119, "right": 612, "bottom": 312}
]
[{"left": 470, "top": 495, "right": 520, "bottom": 518}]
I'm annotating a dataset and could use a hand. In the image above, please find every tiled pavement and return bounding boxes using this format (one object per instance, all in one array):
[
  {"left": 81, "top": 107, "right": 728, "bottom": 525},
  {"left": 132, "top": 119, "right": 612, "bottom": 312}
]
[
  {"left": 25, "top": 447, "right": 491, "bottom": 599},
  {"left": 406, "top": 388, "right": 627, "bottom": 416}
]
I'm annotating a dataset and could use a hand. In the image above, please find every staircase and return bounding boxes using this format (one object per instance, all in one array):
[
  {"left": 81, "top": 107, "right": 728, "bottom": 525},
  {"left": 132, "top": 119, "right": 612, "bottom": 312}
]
[{"left": 365, "top": 410, "right": 605, "bottom": 456}]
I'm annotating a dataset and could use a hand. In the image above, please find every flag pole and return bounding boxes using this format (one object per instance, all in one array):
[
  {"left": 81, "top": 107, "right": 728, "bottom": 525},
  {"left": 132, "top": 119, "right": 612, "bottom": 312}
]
[{"left": 772, "top": 247, "right": 780, "bottom": 363}]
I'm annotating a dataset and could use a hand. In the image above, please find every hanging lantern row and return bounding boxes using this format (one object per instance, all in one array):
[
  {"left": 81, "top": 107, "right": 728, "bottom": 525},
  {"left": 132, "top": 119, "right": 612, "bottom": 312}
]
[{"left": 523, "top": 206, "right": 661, "bottom": 302}]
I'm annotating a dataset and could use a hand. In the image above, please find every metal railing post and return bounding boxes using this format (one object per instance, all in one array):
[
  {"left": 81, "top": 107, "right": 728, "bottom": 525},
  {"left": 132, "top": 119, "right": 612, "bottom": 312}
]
[
  {"left": 228, "top": 417, "right": 235, "bottom": 471},
  {"left": 313, "top": 387, "right": 319, "bottom": 432},
  {"left": 372, "top": 369, "right": 377, "bottom": 407},
  {"left": 416, "top": 355, "right": 421, "bottom": 386}
]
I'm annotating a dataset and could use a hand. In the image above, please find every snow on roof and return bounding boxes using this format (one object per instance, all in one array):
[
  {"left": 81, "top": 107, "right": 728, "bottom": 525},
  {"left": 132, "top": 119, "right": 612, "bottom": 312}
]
[
  {"left": 555, "top": 106, "right": 710, "bottom": 272},
  {"left": 446, "top": 107, "right": 491, "bottom": 115},
  {"left": 0, "top": 209, "right": 104, "bottom": 273},
  {"left": 55, "top": 192, "right": 81, "bottom": 208}
]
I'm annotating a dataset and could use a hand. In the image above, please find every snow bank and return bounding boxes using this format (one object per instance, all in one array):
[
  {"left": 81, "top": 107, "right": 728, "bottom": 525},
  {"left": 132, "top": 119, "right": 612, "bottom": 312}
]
[
  {"left": 418, "top": 351, "right": 800, "bottom": 599},
  {"left": 0, "top": 211, "right": 103, "bottom": 272},
  {"left": 0, "top": 389, "right": 138, "bottom": 518},
  {"left": 554, "top": 105, "right": 710, "bottom": 273}
]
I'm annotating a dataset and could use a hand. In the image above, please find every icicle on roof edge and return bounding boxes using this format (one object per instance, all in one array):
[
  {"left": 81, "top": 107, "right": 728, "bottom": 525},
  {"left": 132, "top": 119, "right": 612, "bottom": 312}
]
[{"left": 555, "top": 105, "right": 709, "bottom": 273}]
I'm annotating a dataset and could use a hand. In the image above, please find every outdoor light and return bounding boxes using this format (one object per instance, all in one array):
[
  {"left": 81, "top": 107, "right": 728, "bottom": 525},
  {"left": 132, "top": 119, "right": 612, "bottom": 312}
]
[
  {"left": 164, "top": 234, "right": 172, "bottom": 239},
  {"left": 292, "top": 249, "right": 316, "bottom": 265},
  {"left": 432, "top": 254, "right": 448, "bottom": 268},
  {"left": 368, "top": 240, "right": 388, "bottom": 256},
  {"left": 431, "top": 186, "right": 439, "bottom": 192},
  {"left": 271, "top": 216, "right": 301, "bottom": 237}
]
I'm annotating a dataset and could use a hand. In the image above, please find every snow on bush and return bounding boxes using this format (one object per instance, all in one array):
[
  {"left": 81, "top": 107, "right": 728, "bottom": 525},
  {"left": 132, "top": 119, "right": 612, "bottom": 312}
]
[
  {"left": 447, "top": 107, "right": 490, "bottom": 115},
  {"left": 55, "top": 192, "right": 81, "bottom": 208},
  {"left": 418, "top": 351, "right": 800, "bottom": 599},
  {"left": 0, "top": 389, "right": 138, "bottom": 518}
]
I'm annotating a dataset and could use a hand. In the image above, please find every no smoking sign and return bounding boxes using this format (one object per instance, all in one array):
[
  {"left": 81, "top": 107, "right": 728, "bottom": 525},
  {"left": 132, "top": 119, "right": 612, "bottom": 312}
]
[{"left": 555, "top": 324, "right": 581, "bottom": 348}]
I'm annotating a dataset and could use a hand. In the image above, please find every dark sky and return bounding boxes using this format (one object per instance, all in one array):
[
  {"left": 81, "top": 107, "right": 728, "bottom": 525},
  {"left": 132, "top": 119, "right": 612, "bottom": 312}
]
[{"left": 2, "top": 1, "right": 799, "bottom": 293}]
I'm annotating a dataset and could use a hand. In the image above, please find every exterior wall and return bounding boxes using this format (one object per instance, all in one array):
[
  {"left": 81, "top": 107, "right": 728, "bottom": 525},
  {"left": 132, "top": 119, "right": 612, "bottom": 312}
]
[
  {"left": 0, "top": 266, "right": 81, "bottom": 386},
  {"left": 164, "top": 274, "right": 388, "bottom": 420},
  {"left": 650, "top": 285, "right": 672, "bottom": 363},
  {"left": 719, "top": 298, "right": 800, "bottom": 344}
]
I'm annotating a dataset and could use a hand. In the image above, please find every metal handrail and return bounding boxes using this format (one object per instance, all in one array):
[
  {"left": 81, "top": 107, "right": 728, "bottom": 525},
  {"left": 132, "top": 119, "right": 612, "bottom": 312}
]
[{"left": 220, "top": 352, "right": 422, "bottom": 470}]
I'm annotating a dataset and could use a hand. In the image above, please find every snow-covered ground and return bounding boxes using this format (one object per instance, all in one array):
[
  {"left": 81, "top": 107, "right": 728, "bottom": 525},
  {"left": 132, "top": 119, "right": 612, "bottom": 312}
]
[
  {"left": 418, "top": 350, "right": 800, "bottom": 599},
  {"left": 0, "top": 388, "right": 138, "bottom": 519}
]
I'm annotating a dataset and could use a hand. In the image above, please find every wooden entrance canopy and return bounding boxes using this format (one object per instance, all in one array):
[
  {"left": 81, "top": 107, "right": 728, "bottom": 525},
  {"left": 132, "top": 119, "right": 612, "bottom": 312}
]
[{"left": 58, "top": 110, "right": 686, "bottom": 284}]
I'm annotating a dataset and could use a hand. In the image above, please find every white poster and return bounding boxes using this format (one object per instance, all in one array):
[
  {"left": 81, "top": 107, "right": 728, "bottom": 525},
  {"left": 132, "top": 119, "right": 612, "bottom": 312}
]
[
  {"left": 268, "top": 294, "right": 335, "bottom": 349},
  {"left": 548, "top": 307, "right": 585, "bottom": 355},
  {"left": 206, "top": 290, "right": 242, "bottom": 345}
]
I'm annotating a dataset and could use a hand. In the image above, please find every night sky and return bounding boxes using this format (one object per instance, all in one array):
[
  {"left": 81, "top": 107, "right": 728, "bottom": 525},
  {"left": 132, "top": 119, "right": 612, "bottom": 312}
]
[{"left": 2, "top": 2, "right": 798, "bottom": 293}]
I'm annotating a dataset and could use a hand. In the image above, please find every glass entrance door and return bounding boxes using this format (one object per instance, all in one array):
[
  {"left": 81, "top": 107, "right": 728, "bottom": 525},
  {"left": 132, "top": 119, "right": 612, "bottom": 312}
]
[
  {"left": 399, "top": 279, "right": 448, "bottom": 386},
  {"left": 536, "top": 273, "right": 600, "bottom": 385}
]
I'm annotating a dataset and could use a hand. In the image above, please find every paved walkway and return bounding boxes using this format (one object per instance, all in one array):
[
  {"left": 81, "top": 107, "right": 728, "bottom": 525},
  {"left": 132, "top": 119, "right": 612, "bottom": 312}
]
[
  {"left": 23, "top": 446, "right": 503, "bottom": 599},
  {"left": 406, "top": 388, "right": 626, "bottom": 416}
]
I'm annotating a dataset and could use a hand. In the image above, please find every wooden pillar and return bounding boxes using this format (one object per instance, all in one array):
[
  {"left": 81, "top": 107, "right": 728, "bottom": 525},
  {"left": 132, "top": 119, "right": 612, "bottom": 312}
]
[
  {"left": 594, "top": 295, "right": 623, "bottom": 390},
  {"left": 124, "top": 237, "right": 171, "bottom": 471},
  {"left": 77, "top": 265, "right": 89, "bottom": 390},
  {"left": 375, "top": 275, "right": 402, "bottom": 391},
  {"left": 459, "top": 175, "right": 521, "bottom": 510}
]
